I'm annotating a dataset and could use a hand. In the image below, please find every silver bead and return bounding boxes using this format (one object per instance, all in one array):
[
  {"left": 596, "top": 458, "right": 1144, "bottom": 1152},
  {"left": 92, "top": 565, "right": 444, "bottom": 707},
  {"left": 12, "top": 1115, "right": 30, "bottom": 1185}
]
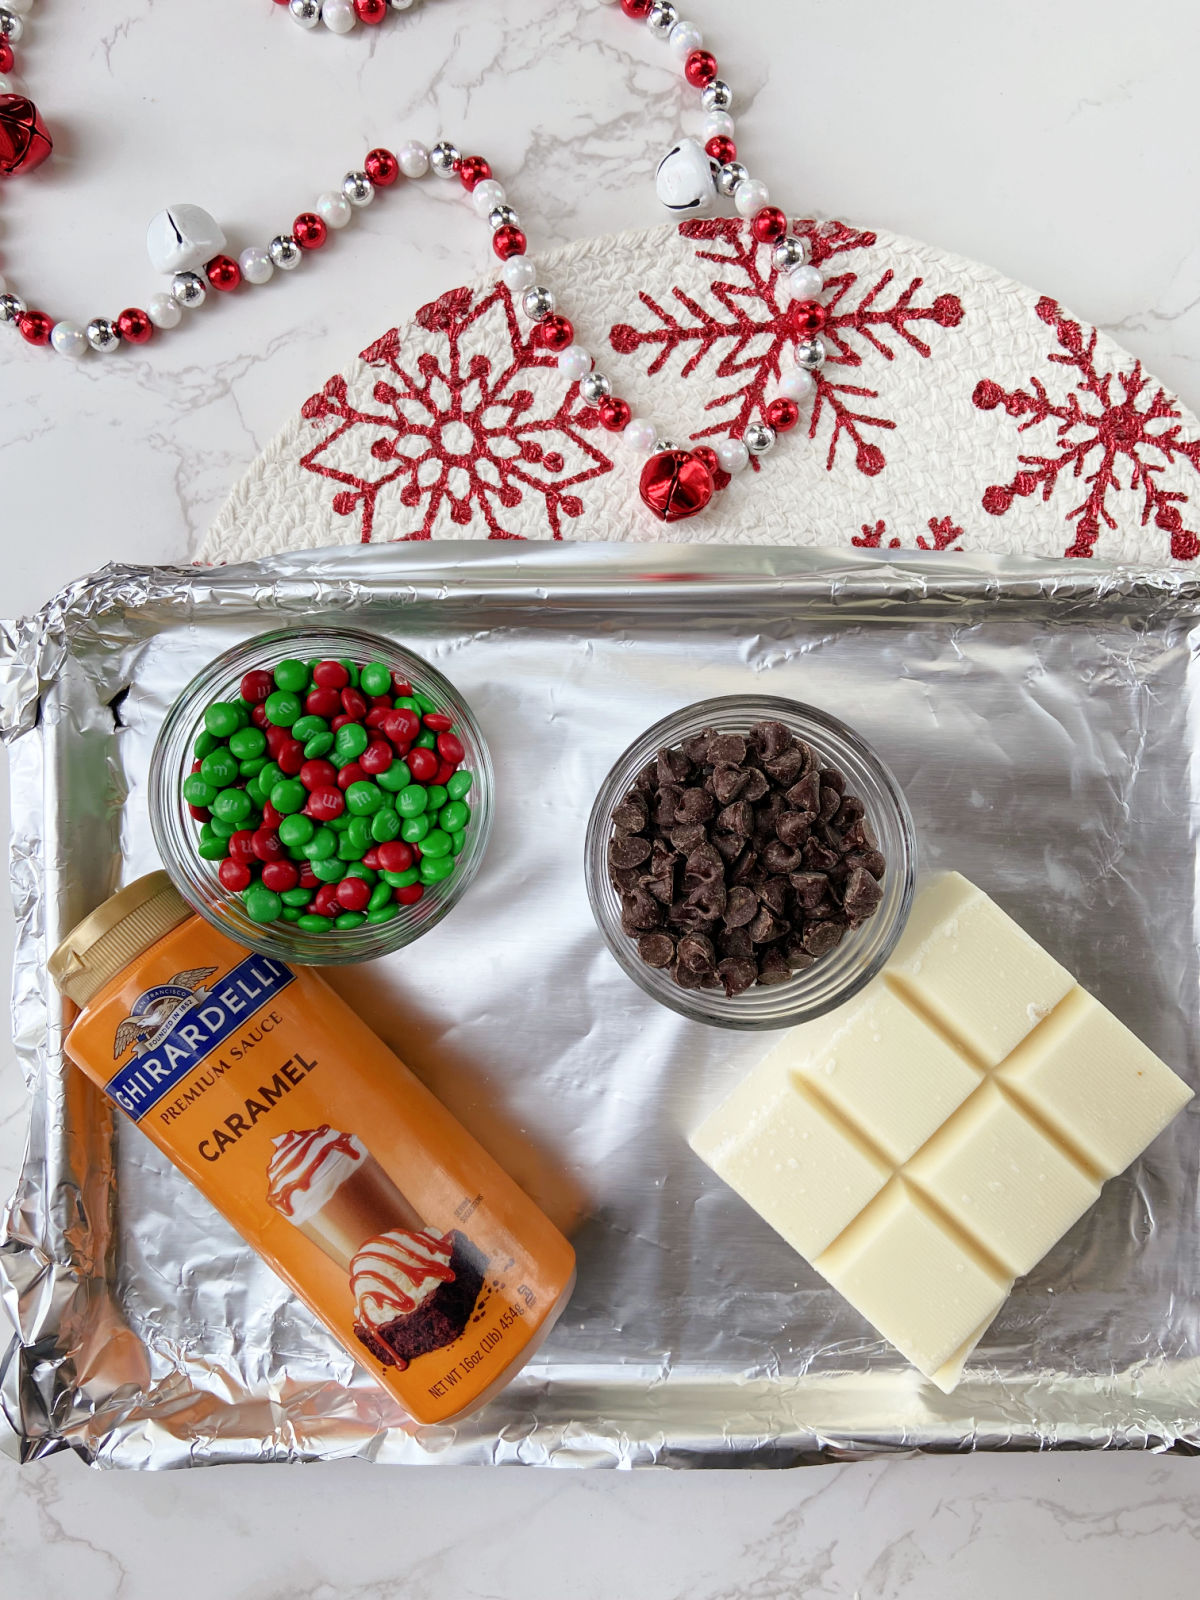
[
  {"left": 716, "top": 161, "right": 748, "bottom": 198},
  {"left": 429, "top": 141, "right": 461, "bottom": 179},
  {"left": 0, "top": 10, "right": 23, "bottom": 42},
  {"left": 795, "top": 336, "right": 827, "bottom": 371},
  {"left": 744, "top": 422, "right": 777, "bottom": 456},
  {"left": 652, "top": 437, "right": 681, "bottom": 455},
  {"left": 269, "top": 235, "right": 302, "bottom": 270},
  {"left": 647, "top": 2, "right": 678, "bottom": 35},
  {"left": 342, "top": 171, "right": 375, "bottom": 207},
  {"left": 488, "top": 203, "right": 519, "bottom": 232},
  {"left": 579, "top": 371, "right": 611, "bottom": 404},
  {"left": 0, "top": 292, "right": 25, "bottom": 326},
  {"left": 289, "top": 0, "right": 321, "bottom": 25},
  {"left": 700, "top": 79, "right": 733, "bottom": 113},
  {"left": 86, "top": 318, "right": 122, "bottom": 354},
  {"left": 521, "top": 286, "right": 555, "bottom": 322},
  {"left": 171, "top": 271, "right": 207, "bottom": 307},
  {"left": 771, "top": 235, "right": 807, "bottom": 273}
]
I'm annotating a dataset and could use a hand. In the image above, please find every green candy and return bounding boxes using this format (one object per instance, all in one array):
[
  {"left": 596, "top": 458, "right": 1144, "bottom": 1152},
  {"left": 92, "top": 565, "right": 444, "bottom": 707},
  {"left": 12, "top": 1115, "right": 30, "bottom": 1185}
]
[
  {"left": 347, "top": 816, "right": 373, "bottom": 852},
  {"left": 419, "top": 855, "right": 457, "bottom": 884},
  {"left": 244, "top": 887, "right": 283, "bottom": 923},
  {"left": 204, "top": 701, "right": 242, "bottom": 739},
  {"left": 360, "top": 661, "right": 392, "bottom": 697},
  {"left": 303, "top": 731, "right": 335, "bottom": 759},
  {"left": 208, "top": 815, "right": 238, "bottom": 839},
  {"left": 231, "top": 700, "right": 252, "bottom": 727},
  {"left": 425, "top": 784, "right": 448, "bottom": 812},
  {"left": 368, "top": 882, "right": 393, "bottom": 911},
  {"left": 273, "top": 658, "right": 311, "bottom": 693},
  {"left": 420, "top": 828, "right": 452, "bottom": 858},
  {"left": 367, "top": 905, "right": 400, "bottom": 925},
  {"left": 197, "top": 834, "right": 228, "bottom": 861},
  {"left": 382, "top": 866, "right": 420, "bottom": 888},
  {"left": 413, "top": 731, "right": 437, "bottom": 750},
  {"left": 228, "top": 725, "right": 267, "bottom": 760},
  {"left": 392, "top": 696, "right": 419, "bottom": 713},
  {"left": 303, "top": 826, "right": 337, "bottom": 860},
  {"left": 297, "top": 914, "right": 334, "bottom": 932},
  {"left": 193, "top": 730, "right": 219, "bottom": 759},
  {"left": 345, "top": 780, "right": 383, "bottom": 816},
  {"left": 337, "top": 833, "right": 366, "bottom": 861},
  {"left": 440, "top": 800, "right": 469, "bottom": 833},
  {"left": 281, "top": 886, "right": 314, "bottom": 907},
  {"left": 239, "top": 756, "right": 268, "bottom": 778},
  {"left": 339, "top": 659, "right": 360, "bottom": 687},
  {"left": 396, "top": 784, "right": 428, "bottom": 819},
  {"left": 212, "top": 787, "right": 253, "bottom": 824},
  {"left": 287, "top": 846, "right": 309, "bottom": 863},
  {"left": 335, "top": 911, "right": 367, "bottom": 930},
  {"left": 182, "top": 773, "right": 215, "bottom": 807},
  {"left": 450, "top": 829, "right": 466, "bottom": 857},
  {"left": 376, "top": 761, "right": 411, "bottom": 793},
  {"left": 292, "top": 714, "right": 329, "bottom": 742},
  {"left": 328, "top": 812, "right": 352, "bottom": 831},
  {"left": 311, "top": 858, "right": 346, "bottom": 883},
  {"left": 335, "top": 723, "right": 369, "bottom": 760},
  {"left": 400, "top": 814, "right": 430, "bottom": 843},
  {"left": 344, "top": 863, "right": 378, "bottom": 883},
  {"left": 264, "top": 689, "right": 302, "bottom": 727},
  {"left": 257, "top": 760, "right": 284, "bottom": 795},
  {"left": 413, "top": 692, "right": 437, "bottom": 716},
  {"left": 371, "top": 807, "right": 401, "bottom": 843},
  {"left": 280, "top": 907, "right": 302, "bottom": 923},
  {"left": 245, "top": 776, "right": 266, "bottom": 807},
  {"left": 279, "top": 813, "right": 314, "bottom": 848},
  {"left": 446, "top": 770, "right": 473, "bottom": 800},
  {"left": 270, "top": 778, "right": 307, "bottom": 815},
  {"left": 200, "top": 748, "right": 239, "bottom": 788}
]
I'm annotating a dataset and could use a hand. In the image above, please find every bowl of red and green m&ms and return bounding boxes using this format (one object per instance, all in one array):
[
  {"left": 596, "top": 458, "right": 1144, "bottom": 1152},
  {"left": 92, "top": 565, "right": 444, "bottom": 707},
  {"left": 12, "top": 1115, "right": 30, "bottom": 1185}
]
[{"left": 149, "top": 626, "right": 493, "bottom": 963}]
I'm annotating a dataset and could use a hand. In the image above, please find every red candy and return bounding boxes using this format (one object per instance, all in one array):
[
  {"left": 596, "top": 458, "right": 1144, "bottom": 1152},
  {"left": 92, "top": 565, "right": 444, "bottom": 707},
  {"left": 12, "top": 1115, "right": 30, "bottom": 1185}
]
[
  {"left": 408, "top": 746, "right": 438, "bottom": 783},
  {"left": 188, "top": 804, "right": 211, "bottom": 822},
  {"left": 376, "top": 841, "right": 414, "bottom": 874},
  {"left": 228, "top": 829, "right": 257, "bottom": 862},
  {"left": 384, "top": 708, "right": 420, "bottom": 746},
  {"left": 305, "top": 787, "right": 345, "bottom": 821},
  {"left": 436, "top": 731, "right": 465, "bottom": 767},
  {"left": 337, "top": 762, "right": 366, "bottom": 790},
  {"left": 392, "top": 676, "right": 414, "bottom": 697},
  {"left": 276, "top": 737, "right": 305, "bottom": 775},
  {"left": 298, "top": 864, "right": 319, "bottom": 889},
  {"left": 423, "top": 712, "right": 453, "bottom": 733},
  {"left": 261, "top": 860, "right": 299, "bottom": 893},
  {"left": 365, "top": 708, "right": 391, "bottom": 729},
  {"left": 261, "top": 801, "right": 284, "bottom": 828},
  {"left": 361, "top": 846, "right": 382, "bottom": 869},
  {"left": 394, "top": 883, "right": 425, "bottom": 906},
  {"left": 306, "top": 686, "right": 342, "bottom": 719},
  {"left": 241, "top": 670, "right": 274, "bottom": 704},
  {"left": 330, "top": 713, "right": 355, "bottom": 731},
  {"left": 432, "top": 760, "right": 456, "bottom": 786},
  {"left": 336, "top": 877, "right": 371, "bottom": 912},
  {"left": 314, "top": 884, "right": 341, "bottom": 919},
  {"left": 251, "top": 703, "right": 270, "bottom": 730},
  {"left": 341, "top": 686, "right": 368, "bottom": 721},
  {"left": 313, "top": 660, "right": 349, "bottom": 689},
  {"left": 300, "top": 758, "right": 336, "bottom": 790},
  {"left": 219, "top": 858, "right": 251, "bottom": 892},
  {"left": 265, "top": 724, "right": 290, "bottom": 757},
  {"left": 251, "top": 828, "right": 285, "bottom": 862},
  {"left": 359, "top": 740, "right": 393, "bottom": 774}
]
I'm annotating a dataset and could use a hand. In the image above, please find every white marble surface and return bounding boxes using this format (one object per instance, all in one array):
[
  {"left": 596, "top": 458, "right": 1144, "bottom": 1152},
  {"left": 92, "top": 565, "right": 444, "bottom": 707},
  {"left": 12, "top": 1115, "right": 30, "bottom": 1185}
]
[{"left": 4, "top": 0, "right": 1200, "bottom": 1591}]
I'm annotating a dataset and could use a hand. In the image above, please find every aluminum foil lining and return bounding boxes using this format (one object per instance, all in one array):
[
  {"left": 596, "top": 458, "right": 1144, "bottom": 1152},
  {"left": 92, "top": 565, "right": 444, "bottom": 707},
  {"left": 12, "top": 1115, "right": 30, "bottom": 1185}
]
[{"left": 2, "top": 542, "right": 1199, "bottom": 1470}]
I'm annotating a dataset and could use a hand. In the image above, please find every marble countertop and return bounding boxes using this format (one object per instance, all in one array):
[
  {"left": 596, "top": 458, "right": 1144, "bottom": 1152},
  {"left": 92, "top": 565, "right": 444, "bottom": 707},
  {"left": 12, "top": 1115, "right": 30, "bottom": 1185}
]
[{"left": 3, "top": 1, "right": 1200, "bottom": 1592}]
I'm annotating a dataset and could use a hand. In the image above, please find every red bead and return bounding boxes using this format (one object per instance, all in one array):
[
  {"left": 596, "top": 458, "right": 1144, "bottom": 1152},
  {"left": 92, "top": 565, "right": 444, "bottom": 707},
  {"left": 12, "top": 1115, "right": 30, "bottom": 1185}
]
[
  {"left": 117, "top": 307, "right": 153, "bottom": 344},
  {"left": 228, "top": 830, "right": 257, "bottom": 863},
  {"left": 685, "top": 50, "right": 719, "bottom": 88},
  {"left": 492, "top": 225, "right": 527, "bottom": 262},
  {"left": 251, "top": 829, "right": 285, "bottom": 863},
  {"left": 536, "top": 314, "right": 574, "bottom": 353},
  {"left": 313, "top": 884, "right": 341, "bottom": 918},
  {"left": 359, "top": 740, "right": 393, "bottom": 775},
  {"left": 337, "top": 761, "right": 366, "bottom": 790},
  {"left": 791, "top": 300, "right": 828, "bottom": 336},
  {"left": 300, "top": 759, "right": 337, "bottom": 791},
  {"left": 354, "top": 0, "right": 387, "bottom": 20},
  {"left": 458, "top": 155, "right": 492, "bottom": 192},
  {"left": 598, "top": 397, "right": 632, "bottom": 432},
  {"left": 364, "top": 146, "right": 399, "bottom": 186},
  {"left": 261, "top": 860, "right": 299, "bottom": 893},
  {"left": 306, "top": 686, "right": 342, "bottom": 719},
  {"left": 0, "top": 41, "right": 13, "bottom": 74},
  {"left": 423, "top": 711, "right": 453, "bottom": 733},
  {"left": 394, "top": 883, "right": 425, "bottom": 906},
  {"left": 620, "top": 0, "right": 652, "bottom": 16},
  {"left": 436, "top": 731, "right": 465, "bottom": 767},
  {"left": 336, "top": 876, "right": 371, "bottom": 912},
  {"left": 313, "top": 659, "right": 349, "bottom": 689},
  {"left": 751, "top": 205, "right": 788, "bottom": 244},
  {"left": 692, "top": 445, "right": 720, "bottom": 476},
  {"left": 377, "top": 841, "right": 414, "bottom": 874},
  {"left": 705, "top": 135, "right": 736, "bottom": 166},
  {"left": 0, "top": 95, "right": 52, "bottom": 178},
  {"left": 205, "top": 254, "right": 242, "bottom": 292},
  {"left": 341, "top": 685, "right": 368, "bottom": 720},
  {"left": 241, "top": 669, "right": 274, "bottom": 703},
  {"left": 638, "top": 449, "right": 716, "bottom": 524},
  {"left": 305, "top": 787, "right": 345, "bottom": 822},
  {"left": 383, "top": 708, "right": 421, "bottom": 747},
  {"left": 17, "top": 310, "right": 51, "bottom": 346},
  {"left": 218, "top": 858, "right": 252, "bottom": 893},
  {"left": 408, "top": 747, "right": 438, "bottom": 783},
  {"left": 293, "top": 212, "right": 327, "bottom": 250},
  {"left": 766, "top": 397, "right": 801, "bottom": 432},
  {"left": 276, "top": 737, "right": 305, "bottom": 775}
]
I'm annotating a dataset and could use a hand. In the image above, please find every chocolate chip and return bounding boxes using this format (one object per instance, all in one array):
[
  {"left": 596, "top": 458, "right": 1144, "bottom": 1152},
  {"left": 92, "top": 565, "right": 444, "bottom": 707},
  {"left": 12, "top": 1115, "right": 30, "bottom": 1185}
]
[
  {"left": 669, "top": 822, "right": 709, "bottom": 854},
  {"left": 762, "top": 839, "right": 804, "bottom": 874},
  {"left": 836, "top": 795, "right": 866, "bottom": 829},
  {"left": 637, "top": 932, "right": 676, "bottom": 968},
  {"left": 621, "top": 887, "right": 663, "bottom": 932},
  {"left": 729, "top": 846, "right": 761, "bottom": 886},
  {"left": 687, "top": 881, "right": 727, "bottom": 921},
  {"left": 759, "top": 876, "right": 791, "bottom": 918},
  {"left": 803, "top": 920, "right": 845, "bottom": 957},
  {"left": 610, "top": 834, "right": 651, "bottom": 869},
  {"left": 684, "top": 843, "right": 724, "bottom": 885},
  {"left": 748, "top": 907, "right": 787, "bottom": 944},
  {"left": 643, "top": 872, "right": 675, "bottom": 905},
  {"left": 786, "top": 771, "right": 821, "bottom": 815},
  {"left": 676, "top": 787, "right": 716, "bottom": 824},
  {"left": 820, "top": 783, "right": 842, "bottom": 821},
  {"left": 739, "top": 767, "right": 770, "bottom": 803},
  {"left": 764, "top": 746, "right": 808, "bottom": 787},
  {"left": 716, "top": 799, "right": 754, "bottom": 837},
  {"left": 724, "top": 885, "right": 759, "bottom": 927},
  {"left": 712, "top": 763, "right": 752, "bottom": 804},
  {"left": 784, "top": 939, "right": 817, "bottom": 970},
  {"left": 748, "top": 720, "right": 792, "bottom": 759},
  {"left": 709, "top": 733, "right": 748, "bottom": 765},
  {"left": 682, "top": 729, "right": 716, "bottom": 764},
  {"left": 634, "top": 761, "right": 658, "bottom": 793},
  {"left": 843, "top": 865, "right": 884, "bottom": 924},
  {"left": 802, "top": 838, "right": 840, "bottom": 873},
  {"left": 758, "top": 947, "right": 793, "bottom": 985},
  {"left": 673, "top": 961, "right": 708, "bottom": 990},
  {"left": 612, "top": 790, "right": 649, "bottom": 834},
  {"left": 850, "top": 848, "right": 887, "bottom": 879},
  {"left": 653, "top": 784, "right": 683, "bottom": 827},
  {"left": 718, "top": 956, "right": 759, "bottom": 997},
  {"left": 678, "top": 932, "right": 717, "bottom": 973},
  {"left": 657, "top": 746, "right": 692, "bottom": 785},
  {"left": 822, "top": 766, "right": 846, "bottom": 796},
  {"left": 719, "top": 926, "right": 754, "bottom": 959},
  {"left": 712, "top": 830, "right": 744, "bottom": 862},
  {"left": 776, "top": 811, "right": 812, "bottom": 849},
  {"left": 790, "top": 871, "right": 830, "bottom": 909}
]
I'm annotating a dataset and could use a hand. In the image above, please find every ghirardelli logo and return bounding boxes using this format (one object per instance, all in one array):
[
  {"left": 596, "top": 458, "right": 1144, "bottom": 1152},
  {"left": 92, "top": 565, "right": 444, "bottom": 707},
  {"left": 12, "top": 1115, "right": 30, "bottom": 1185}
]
[{"left": 112, "top": 967, "right": 218, "bottom": 1061}]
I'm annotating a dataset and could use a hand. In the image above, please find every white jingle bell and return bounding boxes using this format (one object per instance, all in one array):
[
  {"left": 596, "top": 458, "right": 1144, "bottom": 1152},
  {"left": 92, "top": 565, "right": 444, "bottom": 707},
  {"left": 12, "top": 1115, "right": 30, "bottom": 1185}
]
[
  {"left": 655, "top": 137, "right": 716, "bottom": 214},
  {"left": 146, "top": 204, "right": 227, "bottom": 276}
]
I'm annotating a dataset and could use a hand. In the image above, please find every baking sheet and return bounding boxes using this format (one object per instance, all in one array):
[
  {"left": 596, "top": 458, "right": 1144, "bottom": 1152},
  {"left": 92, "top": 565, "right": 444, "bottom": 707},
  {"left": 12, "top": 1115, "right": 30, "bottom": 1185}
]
[{"left": 2, "top": 542, "right": 1199, "bottom": 1469}]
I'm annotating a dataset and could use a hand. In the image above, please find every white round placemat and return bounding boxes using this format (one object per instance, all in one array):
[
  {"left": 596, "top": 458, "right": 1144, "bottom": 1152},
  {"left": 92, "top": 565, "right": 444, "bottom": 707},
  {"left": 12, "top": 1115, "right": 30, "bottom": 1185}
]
[{"left": 201, "top": 217, "right": 1200, "bottom": 564}]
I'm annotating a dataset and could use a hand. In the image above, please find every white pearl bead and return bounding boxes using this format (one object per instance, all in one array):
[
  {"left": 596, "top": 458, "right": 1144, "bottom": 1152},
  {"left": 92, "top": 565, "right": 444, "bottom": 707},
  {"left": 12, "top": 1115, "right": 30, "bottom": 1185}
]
[
  {"left": 777, "top": 368, "right": 815, "bottom": 403},
  {"left": 50, "top": 321, "right": 88, "bottom": 359},
  {"left": 557, "top": 345, "right": 593, "bottom": 382},
  {"left": 239, "top": 246, "right": 274, "bottom": 286},
  {"left": 734, "top": 178, "right": 769, "bottom": 218},
  {"left": 317, "top": 190, "right": 353, "bottom": 229},
  {"left": 398, "top": 140, "right": 430, "bottom": 179},
  {"left": 147, "top": 293, "right": 183, "bottom": 329},
  {"left": 322, "top": 0, "right": 357, "bottom": 31},
  {"left": 472, "top": 179, "right": 506, "bottom": 218},
  {"left": 702, "top": 110, "right": 734, "bottom": 142},
  {"left": 502, "top": 255, "right": 536, "bottom": 293},
  {"left": 624, "top": 418, "right": 657, "bottom": 453},
  {"left": 787, "top": 264, "right": 823, "bottom": 301},
  {"left": 715, "top": 437, "right": 750, "bottom": 474},
  {"left": 669, "top": 20, "right": 703, "bottom": 56}
]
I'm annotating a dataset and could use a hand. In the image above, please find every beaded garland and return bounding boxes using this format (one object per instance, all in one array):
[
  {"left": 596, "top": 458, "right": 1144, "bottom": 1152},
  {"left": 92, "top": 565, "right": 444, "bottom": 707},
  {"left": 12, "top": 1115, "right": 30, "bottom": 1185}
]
[{"left": 0, "top": 0, "right": 830, "bottom": 523}]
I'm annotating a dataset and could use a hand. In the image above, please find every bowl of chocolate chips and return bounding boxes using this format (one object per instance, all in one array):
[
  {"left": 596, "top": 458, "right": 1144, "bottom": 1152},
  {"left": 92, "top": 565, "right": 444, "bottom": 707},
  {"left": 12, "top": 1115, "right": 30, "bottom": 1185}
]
[{"left": 585, "top": 696, "right": 916, "bottom": 1029}]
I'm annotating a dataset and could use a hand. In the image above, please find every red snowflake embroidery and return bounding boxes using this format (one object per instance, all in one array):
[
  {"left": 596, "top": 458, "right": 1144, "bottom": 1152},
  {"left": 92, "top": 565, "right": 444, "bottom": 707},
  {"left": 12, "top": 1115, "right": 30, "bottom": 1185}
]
[
  {"left": 851, "top": 515, "right": 964, "bottom": 551},
  {"left": 608, "top": 218, "right": 963, "bottom": 477},
  {"left": 974, "top": 297, "right": 1200, "bottom": 560},
  {"left": 299, "top": 283, "right": 612, "bottom": 541}
]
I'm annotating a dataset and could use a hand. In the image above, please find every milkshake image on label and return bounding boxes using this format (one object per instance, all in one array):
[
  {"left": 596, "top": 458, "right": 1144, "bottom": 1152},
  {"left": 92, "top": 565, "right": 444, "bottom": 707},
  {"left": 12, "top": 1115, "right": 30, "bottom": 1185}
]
[{"left": 266, "top": 1125, "right": 425, "bottom": 1270}]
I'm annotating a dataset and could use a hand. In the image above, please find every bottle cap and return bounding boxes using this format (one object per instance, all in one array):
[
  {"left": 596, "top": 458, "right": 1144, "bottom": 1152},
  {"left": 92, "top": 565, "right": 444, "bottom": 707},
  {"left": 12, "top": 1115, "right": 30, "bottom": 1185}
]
[{"left": 48, "top": 871, "right": 191, "bottom": 1008}]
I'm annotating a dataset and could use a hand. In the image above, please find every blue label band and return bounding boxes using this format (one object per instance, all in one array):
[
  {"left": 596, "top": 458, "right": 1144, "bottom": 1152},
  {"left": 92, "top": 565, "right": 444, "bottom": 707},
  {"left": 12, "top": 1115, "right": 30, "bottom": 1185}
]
[{"left": 105, "top": 955, "right": 295, "bottom": 1120}]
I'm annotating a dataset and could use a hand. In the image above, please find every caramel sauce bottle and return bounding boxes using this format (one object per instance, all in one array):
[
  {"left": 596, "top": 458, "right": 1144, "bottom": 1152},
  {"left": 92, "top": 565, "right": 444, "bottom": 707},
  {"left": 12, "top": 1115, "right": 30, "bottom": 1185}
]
[{"left": 49, "top": 873, "right": 576, "bottom": 1425}]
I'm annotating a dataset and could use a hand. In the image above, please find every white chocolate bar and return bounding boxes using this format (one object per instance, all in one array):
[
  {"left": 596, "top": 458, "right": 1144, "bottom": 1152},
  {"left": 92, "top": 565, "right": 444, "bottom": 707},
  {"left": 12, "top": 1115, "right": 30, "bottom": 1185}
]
[{"left": 690, "top": 872, "right": 1193, "bottom": 1391}]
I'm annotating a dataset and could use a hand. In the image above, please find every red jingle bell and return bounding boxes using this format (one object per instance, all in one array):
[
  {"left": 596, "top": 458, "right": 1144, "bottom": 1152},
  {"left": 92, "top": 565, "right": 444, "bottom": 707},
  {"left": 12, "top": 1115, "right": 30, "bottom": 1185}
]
[
  {"left": 638, "top": 449, "right": 716, "bottom": 524},
  {"left": 0, "top": 95, "right": 52, "bottom": 179}
]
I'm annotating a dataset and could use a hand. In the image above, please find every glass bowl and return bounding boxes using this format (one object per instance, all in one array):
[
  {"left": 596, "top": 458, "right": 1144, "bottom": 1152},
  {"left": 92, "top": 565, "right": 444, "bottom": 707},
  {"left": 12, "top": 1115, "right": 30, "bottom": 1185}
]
[
  {"left": 584, "top": 695, "right": 916, "bottom": 1030},
  {"left": 150, "top": 625, "right": 493, "bottom": 965}
]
